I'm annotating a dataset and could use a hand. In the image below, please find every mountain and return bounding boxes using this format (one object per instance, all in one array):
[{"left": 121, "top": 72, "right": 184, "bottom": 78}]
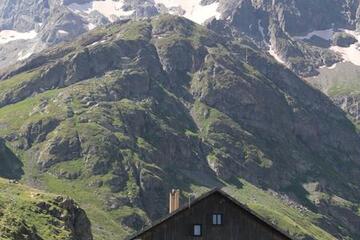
[
  {"left": 204, "top": 0, "right": 360, "bottom": 144},
  {"left": 0, "top": 177, "right": 92, "bottom": 240},
  {"left": 0, "top": 0, "right": 221, "bottom": 69},
  {"left": 0, "top": 14, "right": 360, "bottom": 239},
  {"left": 202, "top": 0, "right": 360, "bottom": 76},
  {"left": 2, "top": 0, "right": 360, "bottom": 74}
]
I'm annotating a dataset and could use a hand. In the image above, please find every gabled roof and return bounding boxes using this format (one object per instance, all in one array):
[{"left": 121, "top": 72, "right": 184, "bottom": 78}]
[{"left": 126, "top": 188, "right": 295, "bottom": 240}]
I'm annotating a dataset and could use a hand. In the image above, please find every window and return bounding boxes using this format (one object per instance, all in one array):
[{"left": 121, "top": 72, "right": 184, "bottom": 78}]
[
  {"left": 212, "top": 213, "right": 223, "bottom": 225},
  {"left": 193, "top": 224, "right": 202, "bottom": 237}
]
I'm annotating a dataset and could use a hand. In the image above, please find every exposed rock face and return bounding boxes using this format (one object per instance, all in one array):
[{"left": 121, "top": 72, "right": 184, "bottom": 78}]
[
  {"left": 0, "top": 138, "right": 23, "bottom": 179},
  {"left": 0, "top": 178, "right": 93, "bottom": 240},
  {"left": 0, "top": 0, "right": 107, "bottom": 68},
  {"left": 39, "top": 6, "right": 88, "bottom": 44},
  {"left": 20, "top": 118, "right": 60, "bottom": 149},
  {"left": 333, "top": 95, "right": 360, "bottom": 126},
  {"left": 55, "top": 196, "right": 93, "bottom": 240},
  {"left": 0, "top": 0, "right": 51, "bottom": 31},
  {"left": 332, "top": 32, "right": 358, "bottom": 47},
  {"left": 0, "top": 220, "right": 43, "bottom": 240},
  {"left": 0, "top": 15, "right": 360, "bottom": 239},
  {"left": 206, "top": 0, "right": 360, "bottom": 76},
  {"left": 1, "top": 0, "right": 359, "bottom": 76},
  {"left": 38, "top": 128, "right": 82, "bottom": 169},
  {"left": 121, "top": 213, "right": 145, "bottom": 231}
]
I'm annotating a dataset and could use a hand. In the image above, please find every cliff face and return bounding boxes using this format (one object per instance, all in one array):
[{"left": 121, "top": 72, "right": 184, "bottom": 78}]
[
  {"left": 0, "top": 177, "right": 93, "bottom": 240},
  {"left": 0, "top": 15, "right": 359, "bottom": 239},
  {"left": 210, "top": 0, "right": 360, "bottom": 129},
  {"left": 0, "top": 0, "right": 106, "bottom": 69},
  {"left": 221, "top": 0, "right": 359, "bottom": 34},
  {"left": 211, "top": 0, "right": 360, "bottom": 76},
  {"left": 0, "top": 138, "right": 24, "bottom": 179}
]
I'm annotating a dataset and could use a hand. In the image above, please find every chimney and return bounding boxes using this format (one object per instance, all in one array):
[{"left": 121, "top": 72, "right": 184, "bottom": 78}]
[{"left": 169, "top": 189, "right": 180, "bottom": 213}]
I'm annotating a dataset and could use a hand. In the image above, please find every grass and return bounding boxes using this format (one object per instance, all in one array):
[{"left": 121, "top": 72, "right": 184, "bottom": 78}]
[
  {"left": 0, "top": 177, "right": 73, "bottom": 240},
  {"left": 165, "top": 177, "right": 337, "bottom": 240},
  {"left": 40, "top": 174, "right": 134, "bottom": 240},
  {"left": 0, "top": 174, "right": 338, "bottom": 240},
  {"left": 309, "top": 62, "right": 360, "bottom": 97},
  {"left": 119, "top": 21, "right": 151, "bottom": 41},
  {"left": 151, "top": 14, "right": 218, "bottom": 48},
  {"left": 49, "top": 159, "right": 83, "bottom": 175},
  {"left": 0, "top": 78, "right": 146, "bottom": 240},
  {"left": 0, "top": 75, "right": 154, "bottom": 239},
  {"left": 0, "top": 69, "right": 42, "bottom": 96},
  {"left": 0, "top": 89, "right": 64, "bottom": 136},
  {"left": 224, "top": 179, "right": 337, "bottom": 240}
]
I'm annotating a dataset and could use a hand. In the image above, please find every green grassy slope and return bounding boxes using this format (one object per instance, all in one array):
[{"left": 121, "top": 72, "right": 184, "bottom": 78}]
[{"left": 0, "top": 177, "right": 90, "bottom": 240}]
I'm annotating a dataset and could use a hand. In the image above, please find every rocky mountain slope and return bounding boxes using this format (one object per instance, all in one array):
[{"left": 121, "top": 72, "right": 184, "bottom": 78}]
[
  {"left": 307, "top": 62, "right": 360, "bottom": 130},
  {"left": 205, "top": 0, "right": 360, "bottom": 76},
  {"left": 0, "top": 0, "right": 221, "bottom": 69},
  {"left": 205, "top": 0, "right": 360, "bottom": 147},
  {"left": 0, "top": 177, "right": 92, "bottom": 240},
  {"left": 2, "top": 0, "right": 360, "bottom": 74},
  {"left": 0, "top": 15, "right": 360, "bottom": 239}
]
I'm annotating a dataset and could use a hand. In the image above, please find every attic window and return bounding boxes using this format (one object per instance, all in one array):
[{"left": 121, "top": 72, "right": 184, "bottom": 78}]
[
  {"left": 193, "top": 224, "right": 202, "bottom": 237},
  {"left": 212, "top": 213, "right": 223, "bottom": 225}
]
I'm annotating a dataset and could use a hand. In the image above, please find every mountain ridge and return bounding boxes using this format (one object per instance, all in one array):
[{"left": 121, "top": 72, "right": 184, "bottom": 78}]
[{"left": 1, "top": 0, "right": 360, "bottom": 76}]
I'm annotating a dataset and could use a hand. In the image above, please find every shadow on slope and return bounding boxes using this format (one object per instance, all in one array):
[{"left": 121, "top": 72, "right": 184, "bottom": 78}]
[{"left": 0, "top": 138, "right": 23, "bottom": 179}]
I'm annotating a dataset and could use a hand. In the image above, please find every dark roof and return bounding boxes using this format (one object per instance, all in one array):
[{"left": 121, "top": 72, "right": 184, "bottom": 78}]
[{"left": 126, "top": 188, "right": 295, "bottom": 240}]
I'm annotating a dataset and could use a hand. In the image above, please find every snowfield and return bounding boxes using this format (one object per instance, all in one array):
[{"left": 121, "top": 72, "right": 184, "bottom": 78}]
[
  {"left": 154, "top": 0, "right": 220, "bottom": 24},
  {"left": 293, "top": 29, "right": 334, "bottom": 41},
  {"left": 268, "top": 46, "right": 286, "bottom": 65},
  {"left": 0, "top": 30, "right": 37, "bottom": 44},
  {"left": 68, "top": 0, "right": 220, "bottom": 24},
  {"left": 68, "top": 0, "right": 134, "bottom": 22}
]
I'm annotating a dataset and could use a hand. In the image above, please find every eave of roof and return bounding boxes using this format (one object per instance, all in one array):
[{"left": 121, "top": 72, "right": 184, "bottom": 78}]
[{"left": 126, "top": 188, "right": 295, "bottom": 240}]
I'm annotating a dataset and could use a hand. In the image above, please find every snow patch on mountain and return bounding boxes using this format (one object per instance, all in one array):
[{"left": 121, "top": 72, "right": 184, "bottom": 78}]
[
  {"left": 88, "top": 23, "right": 96, "bottom": 30},
  {"left": 285, "top": 28, "right": 360, "bottom": 67},
  {"left": 154, "top": 0, "right": 220, "bottom": 24},
  {"left": 258, "top": 20, "right": 265, "bottom": 40},
  {"left": 321, "top": 63, "right": 337, "bottom": 69},
  {"left": 0, "top": 30, "right": 37, "bottom": 44},
  {"left": 68, "top": 0, "right": 134, "bottom": 22},
  {"left": 18, "top": 50, "right": 33, "bottom": 61},
  {"left": 17, "top": 42, "right": 38, "bottom": 61},
  {"left": 269, "top": 46, "right": 286, "bottom": 65},
  {"left": 293, "top": 29, "right": 334, "bottom": 41},
  {"left": 58, "top": 30, "right": 69, "bottom": 36}
]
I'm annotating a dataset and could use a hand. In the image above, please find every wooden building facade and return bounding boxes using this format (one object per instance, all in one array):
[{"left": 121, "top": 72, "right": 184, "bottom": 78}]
[{"left": 128, "top": 189, "right": 293, "bottom": 240}]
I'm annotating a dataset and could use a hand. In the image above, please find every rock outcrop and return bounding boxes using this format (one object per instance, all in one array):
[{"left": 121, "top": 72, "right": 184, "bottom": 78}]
[
  {"left": 332, "top": 32, "right": 358, "bottom": 47},
  {"left": 0, "top": 138, "right": 23, "bottom": 179},
  {"left": 0, "top": 178, "right": 93, "bottom": 240}
]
